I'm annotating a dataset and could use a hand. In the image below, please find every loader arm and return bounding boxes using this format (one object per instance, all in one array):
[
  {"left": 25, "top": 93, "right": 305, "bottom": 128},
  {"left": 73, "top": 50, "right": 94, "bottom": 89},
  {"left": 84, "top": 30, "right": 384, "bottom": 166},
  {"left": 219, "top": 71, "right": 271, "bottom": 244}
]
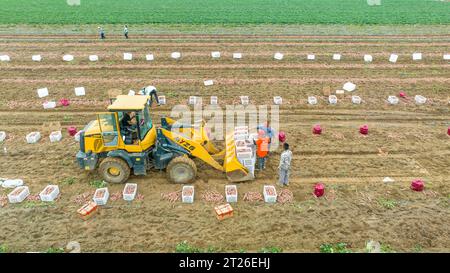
[
  {"left": 160, "top": 128, "right": 224, "bottom": 171},
  {"left": 162, "top": 117, "right": 221, "bottom": 154}
]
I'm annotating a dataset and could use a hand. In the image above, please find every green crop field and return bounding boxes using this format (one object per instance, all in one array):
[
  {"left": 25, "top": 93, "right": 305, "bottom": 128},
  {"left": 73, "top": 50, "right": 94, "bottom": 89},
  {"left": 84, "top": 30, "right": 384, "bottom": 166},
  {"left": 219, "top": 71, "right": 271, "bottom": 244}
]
[{"left": 0, "top": 0, "right": 449, "bottom": 25}]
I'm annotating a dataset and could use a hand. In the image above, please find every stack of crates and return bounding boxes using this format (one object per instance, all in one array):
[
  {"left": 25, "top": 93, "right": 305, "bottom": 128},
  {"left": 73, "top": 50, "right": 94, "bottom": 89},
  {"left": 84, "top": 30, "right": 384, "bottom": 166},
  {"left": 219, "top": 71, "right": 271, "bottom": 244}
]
[{"left": 234, "top": 126, "right": 256, "bottom": 176}]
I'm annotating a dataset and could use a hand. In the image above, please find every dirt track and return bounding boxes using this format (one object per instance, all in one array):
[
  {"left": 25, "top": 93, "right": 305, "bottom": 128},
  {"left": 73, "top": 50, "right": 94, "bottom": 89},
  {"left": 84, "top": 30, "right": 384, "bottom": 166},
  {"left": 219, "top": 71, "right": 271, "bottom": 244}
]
[{"left": 0, "top": 34, "right": 449, "bottom": 253}]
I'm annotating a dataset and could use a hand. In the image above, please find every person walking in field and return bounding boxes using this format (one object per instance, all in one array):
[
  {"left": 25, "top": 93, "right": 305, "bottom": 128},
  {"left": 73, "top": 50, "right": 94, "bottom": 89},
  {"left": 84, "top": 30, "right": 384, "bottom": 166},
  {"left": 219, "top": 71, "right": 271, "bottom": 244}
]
[
  {"left": 253, "top": 129, "right": 271, "bottom": 170},
  {"left": 124, "top": 25, "right": 129, "bottom": 39},
  {"left": 278, "top": 142, "right": 292, "bottom": 186},
  {"left": 98, "top": 27, "right": 105, "bottom": 39}
]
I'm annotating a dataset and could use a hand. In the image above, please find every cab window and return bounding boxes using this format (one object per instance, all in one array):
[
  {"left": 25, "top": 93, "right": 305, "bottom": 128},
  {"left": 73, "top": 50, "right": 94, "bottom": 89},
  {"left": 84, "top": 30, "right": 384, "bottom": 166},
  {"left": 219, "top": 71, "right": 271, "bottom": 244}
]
[{"left": 137, "top": 107, "right": 153, "bottom": 140}]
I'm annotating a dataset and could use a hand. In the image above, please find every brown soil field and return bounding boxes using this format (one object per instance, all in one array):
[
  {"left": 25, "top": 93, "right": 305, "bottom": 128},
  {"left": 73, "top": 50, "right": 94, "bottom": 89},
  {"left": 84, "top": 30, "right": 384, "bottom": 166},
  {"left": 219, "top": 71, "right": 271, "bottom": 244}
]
[{"left": 0, "top": 34, "right": 449, "bottom": 253}]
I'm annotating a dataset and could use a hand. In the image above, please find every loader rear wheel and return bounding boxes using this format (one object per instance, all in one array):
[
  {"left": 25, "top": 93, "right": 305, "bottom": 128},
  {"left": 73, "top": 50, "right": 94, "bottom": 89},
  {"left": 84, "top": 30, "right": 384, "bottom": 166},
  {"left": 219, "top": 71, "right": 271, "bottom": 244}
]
[
  {"left": 99, "top": 157, "right": 130, "bottom": 184},
  {"left": 166, "top": 156, "right": 197, "bottom": 184}
]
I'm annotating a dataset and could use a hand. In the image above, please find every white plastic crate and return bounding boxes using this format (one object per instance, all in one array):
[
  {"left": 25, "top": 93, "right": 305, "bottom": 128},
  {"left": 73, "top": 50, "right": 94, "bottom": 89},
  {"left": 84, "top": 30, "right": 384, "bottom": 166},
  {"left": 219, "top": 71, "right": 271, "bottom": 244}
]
[
  {"left": 39, "top": 185, "right": 60, "bottom": 202},
  {"left": 128, "top": 90, "right": 135, "bottom": 96},
  {"left": 234, "top": 126, "right": 248, "bottom": 132},
  {"left": 415, "top": 95, "right": 427, "bottom": 105},
  {"left": 158, "top": 95, "right": 166, "bottom": 105},
  {"left": 204, "top": 80, "right": 214, "bottom": 86},
  {"left": 233, "top": 53, "right": 242, "bottom": 59},
  {"left": 123, "top": 183, "right": 137, "bottom": 201},
  {"left": 236, "top": 146, "right": 252, "bottom": 153},
  {"left": 93, "top": 187, "right": 109, "bottom": 205},
  {"left": 263, "top": 185, "right": 277, "bottom": 203},
  {"left": 123, "top": 53, "right": 133, "bottom": 60},
  {"left": 308, "top": 96, "right": 317, "bottom": 105},
  {"left": 146, "top": 54, "right": 154, "bottom": 61},
  {"left": 0, "top": 131, "right": 5, "bottom": 142},
  {"left": 389, "top": 54, "right": 398, "bottom": 63},
  {"left": 332, "top": 54, "right": 341, "bottom": 60},
  {"left": 343, "top": 82, "right": 356, "bottom": 92},
  {"left": 0, "top": 55, "right": 10, "bottom": 62},
  {"left": 274, "top": 52, "right": 284, "bottom": 60},
  {"left": 26, "top": 132, "right": 41, "bottom": 144},
  {"left": 37, "top": 87, "right": 49, "bottom": 98},
  {"left": 234, "top": 134, "right": 248, "bottom": 141},
  {"left": 8, "top": 186, "right": 30, "bottom": 204},
  {"left": 352, "top": 96, "right": 362, "bottom": 104},
  {"left": 234, "top": 128, "right": 248, "bottom": 136},
  {"left": 235, "top": 139, "right": 252, "bottom": 148},
  {"left": 210, "top": 96, "right": 218, "bottom": 105},
  {"left": 307, "top": 54, "right": 315, "bottom": 60},
  {"left": 328, "top": 95, "right": 338, "bottom": 104},
  {"left": 237, "top": 151, "right": 253, "bottom": 160},
  {"left": 225, "top": 185, "right": 238, "bottom": 203},
  {"left": 74, "top": 87, "right": 85, "bottom": 96},
  {"left": 388, "top": 96, "right": 399, "bottom": 105},
  {"left": 43, "top": 101, "right": 56, "bottom": 109},
  {"left": 49, "top": 131, "right": 62, "bottom": 142},
  {"left": 171, "top": 52, "right": 181, "bottom": 59},
  {"left": 412, "top": 53, "right": 422, "bottom": 60},
  {"left": 89, "top": 55, "right": 98, "bottom": 62},
  {"left": 2, "top": 179, "right": 23, "bottom": 188},
  {"left": 239, "top": 158, "right": 256, "bottom": 168},
  {"left": 364, "top": 54, "right": 373, "bottom": 62},
  {"left": 444, "top": 54, "right": 450, "bottom": 60},
  {"left": 63, "top": 55, "right": 74, "bottom": 61},
  {"left": 211, "top": 51, "right": 221, "bottom": 58},
  {"left": 273, "top": 96, "right": 282, "bottom": 105},
  {"left": 240, "top": 96, "right": 249, "bottom": 105},
  {"left": 32, "top": 55, "right": 42, "bottom": 62},
  {"left": 182, "top": 185, "right": 194, "bottom": 203}
]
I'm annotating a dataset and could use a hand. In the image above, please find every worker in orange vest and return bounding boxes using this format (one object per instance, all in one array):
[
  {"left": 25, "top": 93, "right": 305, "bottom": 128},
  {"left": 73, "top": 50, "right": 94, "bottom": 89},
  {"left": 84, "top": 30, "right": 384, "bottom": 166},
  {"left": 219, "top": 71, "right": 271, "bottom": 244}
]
[{"left": 253, "top": 129, "right": 271, "bottom": 170}]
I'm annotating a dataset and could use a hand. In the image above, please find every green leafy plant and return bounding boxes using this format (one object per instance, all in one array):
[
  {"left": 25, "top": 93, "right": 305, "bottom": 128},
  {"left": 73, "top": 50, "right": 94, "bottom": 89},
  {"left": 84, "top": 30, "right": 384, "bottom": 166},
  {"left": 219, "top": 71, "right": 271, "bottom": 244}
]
[
  {"left": 0, "top": 244, "right": 8, "bottom": 253},
  {"left": 380, "top": 243, "right": 395, "bottom": 253},
  {"left": 378, "top": 198, "right": 397, "bottom": 209},
  {"left": 414, "top": 244, "right": 423, "bottom": 252},
  {"left": 259, "top": 247, "right": 282, "bottom": 253},
  {"left": 45, "top": 247, "right": 64, "bottom": 253},
  {"left": 89, "top": 180, "right": 107, "bottom": 188},
  {"left": 62, "top": 177, "right": 76, "bottom": 186},
  {"left": 175, "top": 241, "right": 204, "bottom": 253},
  {"left": 320, "top": 243, "right": 352, "bottom": 253}
]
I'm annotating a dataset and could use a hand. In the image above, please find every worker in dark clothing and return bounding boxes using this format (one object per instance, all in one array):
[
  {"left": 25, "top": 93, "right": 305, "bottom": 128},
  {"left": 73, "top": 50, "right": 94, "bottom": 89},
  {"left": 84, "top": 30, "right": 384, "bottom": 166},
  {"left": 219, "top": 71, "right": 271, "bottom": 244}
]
[
  {"left": 121, "top": 112, "right": 137, "bottom": 144},
  {"left": 98, "top": 27, "right": 105, "bottom": 39},
  {"left": 121, "top": 112, "right": 136, "bottom": 130},
  {"left": 124, "top": 25, "right": 129, "bottom": 39}
]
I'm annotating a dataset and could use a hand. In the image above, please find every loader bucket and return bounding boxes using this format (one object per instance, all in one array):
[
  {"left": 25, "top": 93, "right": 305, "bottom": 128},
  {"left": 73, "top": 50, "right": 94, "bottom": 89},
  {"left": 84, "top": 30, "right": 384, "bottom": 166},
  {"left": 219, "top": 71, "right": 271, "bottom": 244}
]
[{"left": 223, "top": 133, "right": 254, "bottom": 182}]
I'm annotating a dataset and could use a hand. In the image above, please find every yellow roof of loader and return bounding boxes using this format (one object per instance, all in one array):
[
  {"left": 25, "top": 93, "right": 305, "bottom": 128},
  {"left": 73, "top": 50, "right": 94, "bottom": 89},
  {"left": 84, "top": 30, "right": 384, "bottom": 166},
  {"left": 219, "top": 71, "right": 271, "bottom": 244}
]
[{"left": 108, "top": 95, "right": 150, "bottom": 111}]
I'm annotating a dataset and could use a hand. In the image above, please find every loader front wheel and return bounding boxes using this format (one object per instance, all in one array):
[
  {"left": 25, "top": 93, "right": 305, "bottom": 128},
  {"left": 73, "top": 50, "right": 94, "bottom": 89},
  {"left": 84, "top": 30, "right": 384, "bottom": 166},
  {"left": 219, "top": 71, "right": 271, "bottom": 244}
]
[
  {"left": 99, "top": 157, "right": 130, "bottom": 184},
  {"left": 166, "top": 156, "right": 197, "bottom": 184}
]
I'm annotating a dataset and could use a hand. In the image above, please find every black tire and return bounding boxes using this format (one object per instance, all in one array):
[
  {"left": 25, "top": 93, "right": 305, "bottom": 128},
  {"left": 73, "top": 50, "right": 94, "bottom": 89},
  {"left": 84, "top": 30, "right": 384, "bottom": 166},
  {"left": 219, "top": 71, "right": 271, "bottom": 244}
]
[
  {"left": 166, "top": 156, "right": 197, "bottom": 184},
  {"left": 99, "top": 157, "right": 130, "bottom": 184}
]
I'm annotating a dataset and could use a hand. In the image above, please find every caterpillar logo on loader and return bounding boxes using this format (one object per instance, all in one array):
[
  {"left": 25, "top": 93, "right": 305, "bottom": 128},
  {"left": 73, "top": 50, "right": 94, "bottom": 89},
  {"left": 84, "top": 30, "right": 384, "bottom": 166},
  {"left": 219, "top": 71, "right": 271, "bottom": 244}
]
[{"left": 76, "top": 95, "right": 253, "bottom": 184}]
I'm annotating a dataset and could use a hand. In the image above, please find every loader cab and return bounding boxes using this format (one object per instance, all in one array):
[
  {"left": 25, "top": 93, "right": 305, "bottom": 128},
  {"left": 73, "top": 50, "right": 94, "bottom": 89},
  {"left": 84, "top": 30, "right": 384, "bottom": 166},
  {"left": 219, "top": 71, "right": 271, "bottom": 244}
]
[{"left": 98, "top": 95, "right": 156, "bottom": 152}]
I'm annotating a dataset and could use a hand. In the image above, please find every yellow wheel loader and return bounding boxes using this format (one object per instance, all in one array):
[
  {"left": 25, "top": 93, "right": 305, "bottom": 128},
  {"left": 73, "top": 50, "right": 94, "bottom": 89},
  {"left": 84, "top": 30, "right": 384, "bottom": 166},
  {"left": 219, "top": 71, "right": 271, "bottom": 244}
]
[{"left": 76, "top": 95, "right": 253, "bottom": 184}]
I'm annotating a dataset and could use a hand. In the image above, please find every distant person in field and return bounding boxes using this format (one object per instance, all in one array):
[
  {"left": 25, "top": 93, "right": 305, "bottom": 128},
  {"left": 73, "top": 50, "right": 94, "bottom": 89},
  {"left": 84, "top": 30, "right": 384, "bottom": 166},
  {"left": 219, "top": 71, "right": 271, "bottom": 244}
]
[
  {"left": 278, "top": 142, "right": 292, "bottom": 186},
  {"left": 139, "top": 85, "right": 160, "bottom": 106},
  {"left": 124, "top": 25, "right": 129, "bottom": 39},
  {"left": 253, "top": 129, "right": 271, "bottom": 170},
  {"left": 98, "top": 27, "right": 105, "bottom": 39}
]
